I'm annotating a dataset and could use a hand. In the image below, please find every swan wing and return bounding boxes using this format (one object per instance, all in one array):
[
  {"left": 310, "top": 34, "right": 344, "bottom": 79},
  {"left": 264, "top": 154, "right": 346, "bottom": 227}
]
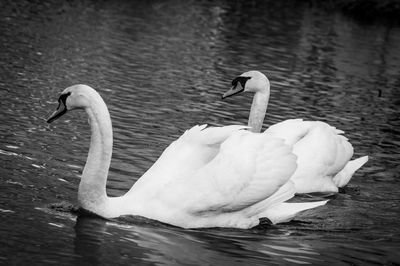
[
  {"left": 154, "top": 130, "right": 298, "bottom": 228},
  {"left": 127, "top": 124, "right": 248, "bottom": 193},
  {"left": 122, "top": 125, "right": 328, "bottom": 228},
  {"left": 266, "top": 119, "right": 356, "bottom": 193},
  {"left": 189, "top": 130, "right": 297, "bottom": 212}
]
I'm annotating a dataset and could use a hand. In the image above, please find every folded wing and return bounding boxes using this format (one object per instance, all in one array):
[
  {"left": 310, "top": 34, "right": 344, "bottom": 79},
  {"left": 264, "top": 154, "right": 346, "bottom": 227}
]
[{"left": 265, "top": 119, "right": 367, "bottom": 193}]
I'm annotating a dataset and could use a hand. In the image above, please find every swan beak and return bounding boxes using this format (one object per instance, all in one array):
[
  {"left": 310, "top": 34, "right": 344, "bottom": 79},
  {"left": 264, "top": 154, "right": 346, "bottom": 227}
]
[
  {"left": 222, "top": 83, "right": 244, "bottom": 99},
  {"left": 47, "top": 101, "right": 67, "bottom": 123}
]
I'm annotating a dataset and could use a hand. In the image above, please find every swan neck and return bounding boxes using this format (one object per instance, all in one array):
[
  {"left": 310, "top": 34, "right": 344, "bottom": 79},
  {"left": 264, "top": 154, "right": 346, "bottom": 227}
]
[
  {"left": 248, "top": 91, "right": 269, "bottom": 133},
  {"left": 78, "top": 95, "right": 113, "bottom": 213}
]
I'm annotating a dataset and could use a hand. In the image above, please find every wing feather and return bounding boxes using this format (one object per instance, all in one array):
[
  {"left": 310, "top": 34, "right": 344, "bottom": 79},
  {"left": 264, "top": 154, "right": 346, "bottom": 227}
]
[
  {"left": 128, "top": 124, "right": 247, "bottom": 194},
  {"left": 265, "top": 119, "right": 356, "bottom": 193},
  {"left": 178, "top": 130, "right": 297, "bottom": 215}
]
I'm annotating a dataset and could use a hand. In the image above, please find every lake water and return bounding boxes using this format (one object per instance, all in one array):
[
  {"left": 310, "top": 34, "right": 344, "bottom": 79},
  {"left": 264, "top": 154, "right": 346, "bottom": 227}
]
[{"left": 1, "top": 0, "right": 399, "bottom": 265}]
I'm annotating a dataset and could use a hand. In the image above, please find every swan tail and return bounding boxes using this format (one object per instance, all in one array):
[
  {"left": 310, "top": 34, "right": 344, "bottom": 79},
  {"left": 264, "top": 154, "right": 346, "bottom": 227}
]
[
  {"left": 261, "top": 200, "right": 328, "bottom": 224},
  {"left": 333, "top": 155, "right": 369, "bottom": 188},
  {"left": 246, "top": 181, "right": 296, "bottom": 218},
  {"left": 250, "top": 180, "right": 328, "bottom": 224}
]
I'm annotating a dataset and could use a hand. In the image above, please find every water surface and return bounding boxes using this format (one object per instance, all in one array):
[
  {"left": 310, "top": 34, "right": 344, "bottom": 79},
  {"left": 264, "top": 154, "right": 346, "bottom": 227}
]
[{"left": 1, "top": 0, "right": 399, "bottom": 265}]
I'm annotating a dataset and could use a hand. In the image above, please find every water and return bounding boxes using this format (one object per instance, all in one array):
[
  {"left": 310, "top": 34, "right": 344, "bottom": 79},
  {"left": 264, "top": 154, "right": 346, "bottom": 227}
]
[{"left": 1, "top": 0, "right": 399, "bottom": 265}]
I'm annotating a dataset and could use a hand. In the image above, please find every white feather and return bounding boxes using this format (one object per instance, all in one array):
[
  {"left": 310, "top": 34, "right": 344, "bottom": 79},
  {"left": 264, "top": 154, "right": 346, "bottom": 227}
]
[
  {"left": 48, "top": 85, "right": 326, "bottom": 229},
  {"left": 266, "top": 119, "right": 368, "bottom": 193},
  {"left": 224, "top": 71, "right": 369, "bottom": 193}
]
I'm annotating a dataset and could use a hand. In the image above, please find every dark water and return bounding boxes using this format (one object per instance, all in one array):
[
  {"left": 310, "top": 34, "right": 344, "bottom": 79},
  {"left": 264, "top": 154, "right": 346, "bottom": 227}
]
[{"left": 1, "top": 0, "right": 399, "bottom": 265}]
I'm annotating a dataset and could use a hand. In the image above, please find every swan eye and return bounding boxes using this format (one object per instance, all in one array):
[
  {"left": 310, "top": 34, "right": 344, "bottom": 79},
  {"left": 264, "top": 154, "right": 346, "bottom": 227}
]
[
  {"left": 232, "top": 76, "right": 251, "bottom": 89},
  {"left": 58, "top": 92, "right": 71, "bottom": 108}
]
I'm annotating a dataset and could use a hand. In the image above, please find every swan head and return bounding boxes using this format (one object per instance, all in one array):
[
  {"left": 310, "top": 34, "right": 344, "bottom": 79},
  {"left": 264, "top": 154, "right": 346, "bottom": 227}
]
[
  {"left": 47, "top": 84, "right": 96, "bottom": 123},
  {"left": 222, "top": 71, "right": 270, "bottom": 99}
]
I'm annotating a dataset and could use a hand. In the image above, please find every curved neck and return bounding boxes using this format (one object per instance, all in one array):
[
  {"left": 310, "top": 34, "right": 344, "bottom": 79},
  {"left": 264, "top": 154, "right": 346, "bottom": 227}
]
[
  {"left": 248, "top": 91, "right": 270, "bottom": 133},
  {"left": 78, "top": 94, "right": 113, "bottom": 215}
]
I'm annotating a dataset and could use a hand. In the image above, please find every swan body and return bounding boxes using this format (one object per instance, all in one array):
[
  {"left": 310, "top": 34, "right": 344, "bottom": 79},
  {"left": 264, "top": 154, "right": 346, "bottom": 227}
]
[
  {"left": 222, "top": 71, "right": 368, "bottom": 194},
  {"left": 47, "top": 84, "right": 327, "bottom": 229}
]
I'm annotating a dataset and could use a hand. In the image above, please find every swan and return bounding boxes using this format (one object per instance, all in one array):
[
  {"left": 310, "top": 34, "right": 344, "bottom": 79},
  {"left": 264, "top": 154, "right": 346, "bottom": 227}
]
[
  {"left": 222, "top": 71, "right": 368, "bottom": 194},
  {"left": 46, "top": 84, "right": 327, "bottom": 229}
]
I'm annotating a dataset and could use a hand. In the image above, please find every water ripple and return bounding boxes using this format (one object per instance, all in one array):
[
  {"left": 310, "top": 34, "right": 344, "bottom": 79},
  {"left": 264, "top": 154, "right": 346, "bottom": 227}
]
[{"left": 0, "top": 0, "right": 399, "bottom": 265}]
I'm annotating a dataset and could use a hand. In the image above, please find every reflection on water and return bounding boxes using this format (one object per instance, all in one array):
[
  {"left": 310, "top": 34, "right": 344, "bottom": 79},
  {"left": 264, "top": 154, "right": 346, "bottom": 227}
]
[
  {"left": 73, "top": 214, "right": 324, "bottom": 265},
  {"left": 0, "top": 0, "right": 399, "bottom": 265}
]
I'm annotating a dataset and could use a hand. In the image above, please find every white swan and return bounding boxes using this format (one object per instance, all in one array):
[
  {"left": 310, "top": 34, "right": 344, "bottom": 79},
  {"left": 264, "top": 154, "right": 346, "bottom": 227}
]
[
  {"left": 46, "top": 84, "right": 327, "bottom": 229},
  {"left": 222, "top": 71, "right": 368, "bottom": 194}
]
